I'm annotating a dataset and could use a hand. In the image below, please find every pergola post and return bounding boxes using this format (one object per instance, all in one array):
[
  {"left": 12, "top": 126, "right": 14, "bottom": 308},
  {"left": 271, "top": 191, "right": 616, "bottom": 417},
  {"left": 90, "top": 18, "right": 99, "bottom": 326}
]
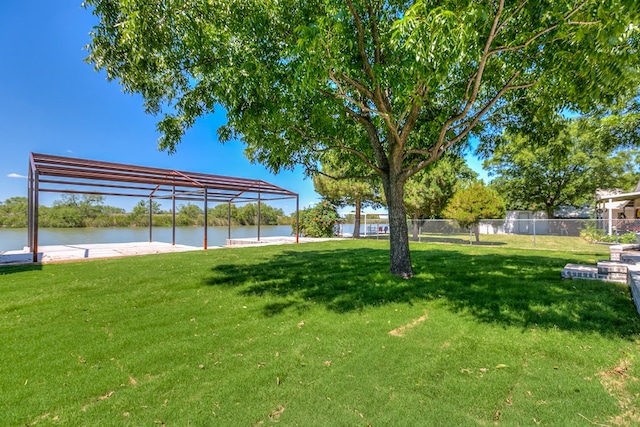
[
  {"left": 148, "top": 197, "right": 153, "bottom": 243},
  {"left": 227, "top": 202, "right": 231, "bottom": 241},
  {"left": 257, "top": 190, "right": 261, "bottom": 242},
  {"left": 31, "top": 171, "right": 40, "bottom": 263},
  {"left": 27, "top": 160, "right": 33, "bottom": 249},
  {"left": 172, "top": 185, "right": 176, "bottom": 245},
  {"left": 203, "top": 187, "right": 208, "bottom": 250}
]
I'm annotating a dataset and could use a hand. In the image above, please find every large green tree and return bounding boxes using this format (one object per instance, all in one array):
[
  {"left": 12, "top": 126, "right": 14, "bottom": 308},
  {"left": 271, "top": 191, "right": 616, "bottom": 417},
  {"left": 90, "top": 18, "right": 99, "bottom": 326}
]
[
  {"left": 404, "top": 154, "right": 476, "bottom": 238},
  {"left": 313, "top": 155, "right": 382, "bottom": 238},
  {"left": 485, "top": 115, "right": 640, "bottom": 217},
  {"left": 46, "top": 194, "right": 105, "bottom": 227},
  {"left": 85, "top": 0, "right": 639, "bottom": 277},
  {"left": 177, "top": 203, "right": 204, "bottom": 226},
  {"left": 129, "top": 199, "right": 163, "bottom": 226},
  {"left": 443, "top": 182, "right": 506, "bottom": 243},
  {"left": 0, "top": 197, "right": 28, "bottom": 228}
]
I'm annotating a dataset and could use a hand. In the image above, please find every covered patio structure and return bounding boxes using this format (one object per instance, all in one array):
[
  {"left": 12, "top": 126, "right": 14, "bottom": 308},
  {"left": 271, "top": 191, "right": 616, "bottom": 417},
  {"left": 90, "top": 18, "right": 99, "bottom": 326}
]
[
  {"left": 27, "top": 152, "right": 299, "bottom": 263},
  {"left": 595, "top": 190, "right": 640, "bottom": 236}
]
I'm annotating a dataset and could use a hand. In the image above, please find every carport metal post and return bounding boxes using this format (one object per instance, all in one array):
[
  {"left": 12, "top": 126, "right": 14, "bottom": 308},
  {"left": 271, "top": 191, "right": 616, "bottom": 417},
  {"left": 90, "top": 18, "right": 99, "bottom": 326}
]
[
  {"left": 203, "top": 187, "right": 208, "bottom": 250},
  {"left": 27, "top": 160, "right": 33, "bottom": 250},
  {"left": 172, "top": 185, "right": 176, "bottom": 245},
  {"left": 227, "top": 202, "right": 231, "bottom": 241},
  {"left": 257, "top": 189, "right": 261, "bottom": 242},
  {"left": 31, "top": 169, "right": 40, "bottom": 263},
  {"left": 148, "top": 197, "right": 153, "bottom": 243}
]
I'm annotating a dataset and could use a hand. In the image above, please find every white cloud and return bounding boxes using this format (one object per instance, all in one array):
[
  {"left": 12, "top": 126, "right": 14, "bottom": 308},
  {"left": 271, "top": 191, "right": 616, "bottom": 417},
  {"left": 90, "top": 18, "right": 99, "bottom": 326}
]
[{"left": 7, "top": 173, "right": 27, "bottom": 179}]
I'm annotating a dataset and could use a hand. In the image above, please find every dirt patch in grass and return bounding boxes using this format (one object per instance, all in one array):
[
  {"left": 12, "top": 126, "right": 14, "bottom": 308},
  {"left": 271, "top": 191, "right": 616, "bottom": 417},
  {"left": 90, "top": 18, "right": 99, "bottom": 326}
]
[
  {"left": 389, "top": 313, "right": 429, "bottom": 337},
  {"left": 597, "top": 359, "right": 640, "bottom": 426},
  {"left": 81, "top": 390, "right": 115, "bottom": 412},
  {"left": 254, "top": 405, "right": 285, "bottom": 425}
]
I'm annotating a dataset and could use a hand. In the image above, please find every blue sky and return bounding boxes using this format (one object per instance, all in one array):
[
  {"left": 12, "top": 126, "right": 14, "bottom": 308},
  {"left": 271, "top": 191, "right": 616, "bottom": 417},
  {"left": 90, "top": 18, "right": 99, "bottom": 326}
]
[{"left": 0, "top": 2, "right": 486, "bottom": 215}]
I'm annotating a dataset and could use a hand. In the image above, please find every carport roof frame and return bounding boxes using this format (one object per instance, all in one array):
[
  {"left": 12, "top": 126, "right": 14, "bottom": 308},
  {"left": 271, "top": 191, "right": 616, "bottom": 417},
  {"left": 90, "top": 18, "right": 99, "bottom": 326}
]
[
  {"left": 27, "top": 152, "right": 299, "bottom": 262},
  {"left": 29, "top": 152, "right": 298, "bottom": 202}
]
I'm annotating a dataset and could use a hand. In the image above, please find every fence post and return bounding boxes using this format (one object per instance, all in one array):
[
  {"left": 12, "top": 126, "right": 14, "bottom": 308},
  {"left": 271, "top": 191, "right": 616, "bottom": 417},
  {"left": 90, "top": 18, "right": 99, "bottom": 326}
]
[{"left": 533, "top": 216, "right": 536, "bottom": 248}]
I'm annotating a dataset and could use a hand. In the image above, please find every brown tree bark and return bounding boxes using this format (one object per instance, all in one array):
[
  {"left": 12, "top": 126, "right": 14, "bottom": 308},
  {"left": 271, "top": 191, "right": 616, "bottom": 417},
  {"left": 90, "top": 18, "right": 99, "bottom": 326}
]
[
  {"left": 383, "top": 173, "right": 413, "bottom": 278},
  {"left": 353, "top": 200, "right": 362, "bottom": 238}
]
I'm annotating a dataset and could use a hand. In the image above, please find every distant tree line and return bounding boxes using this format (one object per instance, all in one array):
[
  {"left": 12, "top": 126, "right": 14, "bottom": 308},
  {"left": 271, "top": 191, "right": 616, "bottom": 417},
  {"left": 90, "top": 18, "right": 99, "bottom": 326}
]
[{"left": 0, "top": 195, "right": 289, "bottom": 228}]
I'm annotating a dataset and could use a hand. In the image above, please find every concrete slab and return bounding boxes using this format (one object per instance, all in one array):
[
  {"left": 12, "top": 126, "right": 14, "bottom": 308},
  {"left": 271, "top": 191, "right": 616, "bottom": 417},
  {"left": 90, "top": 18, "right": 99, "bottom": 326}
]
[
  {"left": 0, "top": 236, "right": 335, "bottom": 266},
  {"left": 0, "top": 242, "right": 203, "bottom": 266},
  {"left": 225, "top": 236, "right": 336, "bottom": 247}
]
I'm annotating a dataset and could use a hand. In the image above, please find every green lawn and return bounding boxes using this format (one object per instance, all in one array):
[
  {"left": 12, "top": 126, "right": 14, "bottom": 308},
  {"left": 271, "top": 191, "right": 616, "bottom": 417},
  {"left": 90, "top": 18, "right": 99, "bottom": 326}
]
[
  {"left": 2, "top": 239, "right": 639, "bottom": 426},
  {"left": 405, "top": 232, "right": 606, "bottom": 251}
]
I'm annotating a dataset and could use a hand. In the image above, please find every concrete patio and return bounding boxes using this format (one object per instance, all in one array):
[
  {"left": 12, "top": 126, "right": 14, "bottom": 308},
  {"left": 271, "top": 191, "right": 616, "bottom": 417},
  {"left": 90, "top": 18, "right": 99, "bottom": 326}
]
[
  {"left": 0, "top": 242, "right": 203, "bottom": 265},
  {"left": 0, "top": 236, "right": 335, "bottom": 266}
]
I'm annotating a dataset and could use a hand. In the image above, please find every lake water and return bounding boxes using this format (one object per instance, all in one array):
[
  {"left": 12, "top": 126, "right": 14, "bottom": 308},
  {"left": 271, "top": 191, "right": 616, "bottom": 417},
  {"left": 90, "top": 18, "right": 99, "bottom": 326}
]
[{"left": 0, "top": 225, "right": 293, "bottom": 252}]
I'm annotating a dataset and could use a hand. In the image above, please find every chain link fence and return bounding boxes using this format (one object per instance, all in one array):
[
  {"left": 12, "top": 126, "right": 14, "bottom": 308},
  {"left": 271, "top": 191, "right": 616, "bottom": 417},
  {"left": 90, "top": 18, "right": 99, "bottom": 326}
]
[{"left": 337, "top": 218, "right": 640, "bottom": 246}]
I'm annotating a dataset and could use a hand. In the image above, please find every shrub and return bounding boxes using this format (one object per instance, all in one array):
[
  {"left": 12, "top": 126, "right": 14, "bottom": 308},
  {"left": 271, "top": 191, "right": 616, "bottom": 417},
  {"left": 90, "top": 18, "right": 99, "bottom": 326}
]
[
  {"left": 443, "top": 182, "right": 505, "bottom": 243},
  {"left": 580, "top": 221, "right": 639, "bottom": 244},
  {"left": 292, "top": 201, "right": 340, "bottom": 238},
  {"left": 579, "top": 222, "right": 606, "bottom": 243}
]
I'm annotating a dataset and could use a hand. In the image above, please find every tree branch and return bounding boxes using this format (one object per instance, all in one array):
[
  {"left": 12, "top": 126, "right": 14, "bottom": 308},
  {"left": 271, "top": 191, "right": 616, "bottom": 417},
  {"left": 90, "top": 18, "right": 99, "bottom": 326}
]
[
  {"left": 494, "top": 0, "right": 528, "bottom": 36},
  {"left": 365, "top": 0, "right": 382, "bottom": 66},
  {"left": 431, "top": 0, "right": 589, "bottom": 169},
  {"left": 337, "top": 104, "right": 389, "bottom": 174},
  {"left": 346, "top": 0, "right": 375, "bottom": 83},
  {"left": 289, "top": 121, "right": 385, "bottom": 176},
  {"left": 318, "top": 141, "right": 384, "bottom": 176},
  {"left": 316, "top": 85, "right": 388, "bottom": 170},
  {"left": 445, "top": 76, "right": 539, "bottom": 150},
  {"left": 331, "top": 70, "right": 376, "bottom": 102},
  {"left": 489, "top": 0, "right": 597, "bottom": 56},
  {"left": 344, "top": 1, "right": 400, "bottom": 148},
  {"left": 311, "top": 167, "right": 378, "bottom": 182},
  {"left": 398, "top": 86, "right": 426, "bottom": 147},
  {"left": 434, "top": 0, "right": 505, "bottom": 158}
]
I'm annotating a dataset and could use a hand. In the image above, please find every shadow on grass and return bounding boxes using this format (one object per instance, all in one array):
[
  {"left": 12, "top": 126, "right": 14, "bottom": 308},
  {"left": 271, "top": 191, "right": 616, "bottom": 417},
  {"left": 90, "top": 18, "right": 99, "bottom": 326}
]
[
  {"left": 0, "top": 263, "right": 42, "bottom": 275},
  {"left": 204, "top": 247, "right": 640, "bottom": 338}
]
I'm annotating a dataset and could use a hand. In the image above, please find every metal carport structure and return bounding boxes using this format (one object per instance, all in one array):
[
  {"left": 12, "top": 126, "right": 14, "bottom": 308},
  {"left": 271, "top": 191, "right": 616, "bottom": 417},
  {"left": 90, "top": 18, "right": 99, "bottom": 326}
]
[{"left": 27, "top": 152, "right": 299, "bottom": 263}]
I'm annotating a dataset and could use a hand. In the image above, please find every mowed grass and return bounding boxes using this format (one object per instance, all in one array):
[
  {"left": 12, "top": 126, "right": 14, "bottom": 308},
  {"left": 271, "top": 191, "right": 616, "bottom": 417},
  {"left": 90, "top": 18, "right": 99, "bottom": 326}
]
[
  {"left": 1, "top": 239, "right": 640, "bottom": 426},
  {"left": 407, "top": 233, "right": 606, "bottom": 251}
]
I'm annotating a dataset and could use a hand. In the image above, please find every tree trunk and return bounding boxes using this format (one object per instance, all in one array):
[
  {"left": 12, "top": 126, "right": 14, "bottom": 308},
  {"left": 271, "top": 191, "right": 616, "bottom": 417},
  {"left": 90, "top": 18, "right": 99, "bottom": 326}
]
[
  {"left": 546, "top": 207, "right": 555, "bottom": 220},
  {"left": 353, "top": 200, "right": 361, "bottom": 238},
  {"left": 412, "top": 214, "right": 419, "bottom": 240},
  {"left": 473, "top": 225, "right": 480, "bottom": 243},
  {"left": 383, "top": 174, "right": 413, "bottom": 278}
]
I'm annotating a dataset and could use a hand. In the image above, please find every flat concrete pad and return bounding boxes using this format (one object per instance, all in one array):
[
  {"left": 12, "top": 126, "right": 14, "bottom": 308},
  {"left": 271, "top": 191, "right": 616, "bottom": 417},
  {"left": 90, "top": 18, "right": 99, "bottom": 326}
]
[
  {"left": 1, "top": 236, "right": 337, "bottom": 266},
  {"left": 225, "top": 236, "right": 336, "bottom": 247},
  {"left": 0, "top": 242, "right": 203, "bottom": 266}
]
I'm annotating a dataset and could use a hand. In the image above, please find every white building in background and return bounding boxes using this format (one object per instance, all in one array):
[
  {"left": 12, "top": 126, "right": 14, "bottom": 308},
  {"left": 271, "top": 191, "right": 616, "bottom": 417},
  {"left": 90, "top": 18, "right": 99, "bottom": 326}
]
[{"left": 478, "top": 210, "right": 549, "bottom": 235}]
